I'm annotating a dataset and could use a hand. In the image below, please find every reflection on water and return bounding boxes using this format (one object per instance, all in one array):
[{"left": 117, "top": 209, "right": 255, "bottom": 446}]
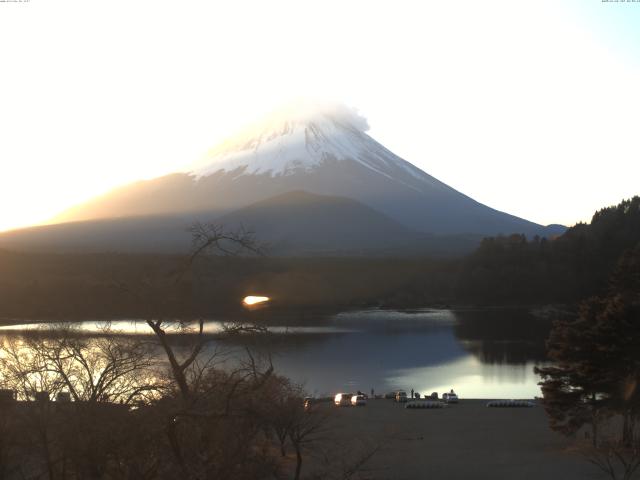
[
  {"left": 0, "top": 320, "right": 357, "bottom": 336},
  {"left": 453, "top": 308, "right": 550, "bottom": 364},
  {"left": 388, "top": 358, "right": 543, "bottom": 400},
  {"left": 0, "top": 308, "right": 551, "bottom": 399}
]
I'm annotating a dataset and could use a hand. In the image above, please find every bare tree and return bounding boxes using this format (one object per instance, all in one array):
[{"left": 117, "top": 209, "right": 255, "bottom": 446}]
[
  {"left": 116, "top": 222, "right": 263, "bottom": 403},
  {"left": 579, "top": 437, "right": 640, "bottom": 480},
  {"left": 1, "top": 335, "right": 65, "bottom": 401},
  {"left": 0, "top": 325, "right": 163, "bottom": 404},
  {"left": 187, "top": 222, "right": 263, "bottom": 263},
  {"left": 0, "top": 325, "right": 167, "bottom": 480},
  {"left": 270, "top": 382, "right": 300, "bottom": 457},
  {"left": 289, "top": 410, "right": 381, "bottom": 480},
  {"left": 286, "top": 402, "right": 330, "bottom": 480}
]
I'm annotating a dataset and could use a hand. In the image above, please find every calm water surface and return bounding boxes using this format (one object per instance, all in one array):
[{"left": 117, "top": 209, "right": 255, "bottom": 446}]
[{"left": 0, "top": 308, "right": 551, "bottom": 399}]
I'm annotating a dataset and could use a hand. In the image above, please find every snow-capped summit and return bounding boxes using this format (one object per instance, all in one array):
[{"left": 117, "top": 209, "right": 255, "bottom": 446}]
[{"left": 191, "top": 101, "right": 429, "bottom": 189}]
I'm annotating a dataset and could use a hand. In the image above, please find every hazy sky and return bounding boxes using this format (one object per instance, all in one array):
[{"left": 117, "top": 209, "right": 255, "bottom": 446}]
[{"left": 1, "top": 0, "right": 639, "bottom": 232}]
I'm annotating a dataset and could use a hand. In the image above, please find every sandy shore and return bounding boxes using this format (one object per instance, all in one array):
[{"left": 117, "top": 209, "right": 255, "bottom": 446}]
[{"left": 310, "top": 399, "right": 605, "bottom": 480}]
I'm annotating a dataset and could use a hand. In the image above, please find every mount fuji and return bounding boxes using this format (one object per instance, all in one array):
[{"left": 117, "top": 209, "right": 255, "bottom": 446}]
[{"left": 0, "top": 102, "right": 564, "bottom": 255}]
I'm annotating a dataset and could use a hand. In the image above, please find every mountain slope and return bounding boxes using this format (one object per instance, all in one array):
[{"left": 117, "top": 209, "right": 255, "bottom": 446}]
[
  {"left": 53, "top": 102, "right": 562, "bottom": 238},
  {"left": 0, "top": 215, "right": 197, "bottom": 253},
  {"left": 218, "top": 190, "right": 420, "bottom": 254},
  {"left": 1, "top": 190, "right": 490, "bottom": 256}
]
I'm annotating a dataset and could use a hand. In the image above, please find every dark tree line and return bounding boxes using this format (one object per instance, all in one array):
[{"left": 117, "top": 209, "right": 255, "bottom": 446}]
[{"left": 455, "top": 196, "right": 640, "bottom": 305}]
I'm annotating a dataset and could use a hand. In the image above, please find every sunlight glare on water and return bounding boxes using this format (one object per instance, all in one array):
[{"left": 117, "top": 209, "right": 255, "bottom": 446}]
[{"left": 242, "top": 295, "right": 270, "bottom": 306}]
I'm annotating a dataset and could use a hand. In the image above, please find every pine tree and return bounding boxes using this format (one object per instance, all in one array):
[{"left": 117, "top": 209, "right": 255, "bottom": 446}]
[{"left": 536, "top": 245, "right": 640, "bottom": 446}]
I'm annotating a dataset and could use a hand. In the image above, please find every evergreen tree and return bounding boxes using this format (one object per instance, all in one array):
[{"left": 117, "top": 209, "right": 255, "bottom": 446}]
[{"left": 536, "top": 245, "right": 640, "bottom": 445}]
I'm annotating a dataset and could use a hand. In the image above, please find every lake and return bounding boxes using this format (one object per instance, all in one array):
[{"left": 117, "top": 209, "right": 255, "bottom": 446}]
[{"left": 0, "top": 307, "right": 551, "bottom": 399}]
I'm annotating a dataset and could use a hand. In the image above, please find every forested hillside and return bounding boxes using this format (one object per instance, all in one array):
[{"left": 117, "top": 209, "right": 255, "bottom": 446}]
[{"left": 455, "top": 196, "right": 640, "bottom": 304}]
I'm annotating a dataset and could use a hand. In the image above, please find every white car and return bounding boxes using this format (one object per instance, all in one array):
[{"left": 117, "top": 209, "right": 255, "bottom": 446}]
[
  {"left": 351, "top": 394, "right": 367, "bottom": 406},
  {"left": 334, "top": 393, "right": 353, "bottom": 406},
  {"left": 442, "top": 392, "right": 459, "bottom": 403}
]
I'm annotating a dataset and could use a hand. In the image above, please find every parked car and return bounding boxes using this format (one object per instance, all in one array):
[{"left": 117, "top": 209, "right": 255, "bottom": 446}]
[
  {"left": 395, "top": 391, "right": 408, "bottom": 403},
  {"left": 304, "top": 397, "right": 313, "bottom": 410},
  {"left": 351, "top": 394, "right": 367, "bottom": 406},
  {"left": 442, "top": 392, "right": 459, "bottom": 403},
  {"left": 334, "top": 393, "right": 353, "bottom": 406}
]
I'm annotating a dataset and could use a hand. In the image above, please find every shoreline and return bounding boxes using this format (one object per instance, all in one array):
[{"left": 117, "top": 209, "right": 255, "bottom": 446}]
[{"left": 0, "top": 303, "right": 571, "bottom": 326}]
